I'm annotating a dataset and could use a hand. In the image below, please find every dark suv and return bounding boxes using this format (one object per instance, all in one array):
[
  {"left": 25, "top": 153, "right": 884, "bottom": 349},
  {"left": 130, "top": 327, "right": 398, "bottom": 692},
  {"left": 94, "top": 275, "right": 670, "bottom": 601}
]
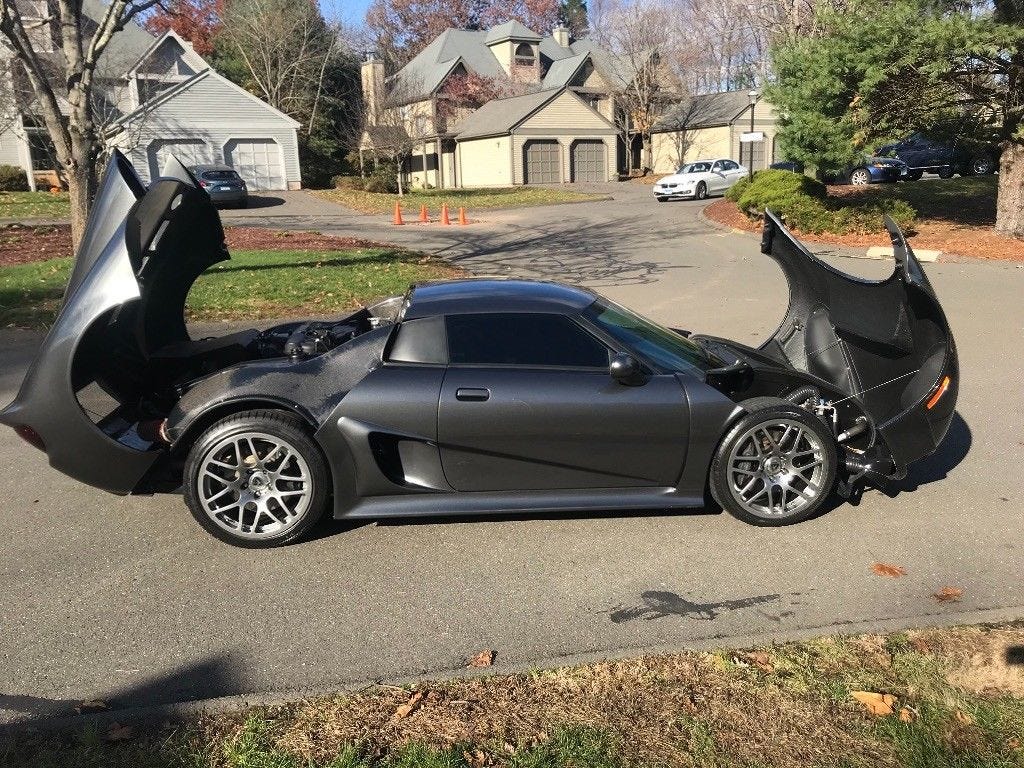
[{"left": 876, "top": 134, "right": 997, "bottom": 179}]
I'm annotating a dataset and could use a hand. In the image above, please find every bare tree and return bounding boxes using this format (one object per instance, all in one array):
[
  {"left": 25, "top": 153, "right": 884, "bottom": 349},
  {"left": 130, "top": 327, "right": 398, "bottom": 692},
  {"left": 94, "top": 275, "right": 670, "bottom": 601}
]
[
  {"left": 219, "top": 0, "right": 339, "bottom": 131},
  {"left": 602, "top": 0, "right": 683, "bottom": 173},
  {"left": 0, "top": 0, "right": 164, "bottom": 247}
]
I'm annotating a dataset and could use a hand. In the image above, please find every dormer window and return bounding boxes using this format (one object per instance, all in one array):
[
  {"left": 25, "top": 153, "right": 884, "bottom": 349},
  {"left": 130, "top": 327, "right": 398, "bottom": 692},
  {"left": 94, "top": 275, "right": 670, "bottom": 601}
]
[{"left": 514, "top": 43, "right": 536, "bottom": 67}]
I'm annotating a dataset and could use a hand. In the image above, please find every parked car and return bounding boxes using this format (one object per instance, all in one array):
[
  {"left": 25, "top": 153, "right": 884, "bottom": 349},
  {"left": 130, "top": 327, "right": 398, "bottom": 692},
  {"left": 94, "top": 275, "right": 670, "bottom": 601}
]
[
  {"left": 1, "top": 151, "right": 959, "bottom": 547},
  {"left": 190, "top": 164, "right": 248, "bottom": 208},
  {"left": 769, "top": 160, "right": 805, "bottom": 174},
  {"left": 876, "top": 133, "right": 997, "bottom": 179},
  {"left": 653, "top": 158, "right": 747, "bottom": 201},
  {"left": 823, "top": 156, "right": 907, "bottom": 186}
]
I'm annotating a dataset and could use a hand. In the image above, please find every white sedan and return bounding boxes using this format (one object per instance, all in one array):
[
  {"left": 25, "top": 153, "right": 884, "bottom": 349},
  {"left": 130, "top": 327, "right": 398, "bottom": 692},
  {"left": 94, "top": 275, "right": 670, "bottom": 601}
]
[{"left": 653, "top": 158, "right": 747, "bottom": 201}]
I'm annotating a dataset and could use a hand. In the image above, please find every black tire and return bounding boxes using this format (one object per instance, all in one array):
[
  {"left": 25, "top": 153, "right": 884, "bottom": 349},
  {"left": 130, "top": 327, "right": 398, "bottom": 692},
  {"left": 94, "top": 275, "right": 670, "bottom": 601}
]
[
  {"left": 695, "top": 181, "right": 707, "bottom": 200},
  {"left": 183, "top": 409, "right": 330, "bottom": 547},
  {"left": 937, "top": 166, "right": 955, "bottom": 179},
  {"left": 906, "top": 169, "right": 923, "bottom": 181},
  {"left": 709, "top": 397, "right": 838, "bottom": 527},
  {"left": 656, "top": 196, "right": 668, "bottom": 202}
]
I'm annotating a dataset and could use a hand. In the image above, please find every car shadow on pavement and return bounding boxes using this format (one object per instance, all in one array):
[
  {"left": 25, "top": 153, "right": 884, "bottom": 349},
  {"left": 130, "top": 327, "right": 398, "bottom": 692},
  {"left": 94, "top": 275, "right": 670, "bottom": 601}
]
[
  {"left": 242, "top": 195, "right": 286, "bottom": 209},
  {"left": 0, "top": 653, "right": 238, "bottom": 729},
  {"left": 882, "top": 410, "right": 971, "bottom": 494}
]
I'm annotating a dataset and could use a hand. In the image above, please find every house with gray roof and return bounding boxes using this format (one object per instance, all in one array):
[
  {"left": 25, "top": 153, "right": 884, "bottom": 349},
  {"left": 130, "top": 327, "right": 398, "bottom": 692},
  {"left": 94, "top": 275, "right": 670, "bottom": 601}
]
[
  {"left": 359, "top": 21, "right": 639, "bottom": 188},
  {"left": 1, "top": 5, "right": 301, "bottom": 191},
  {"left": 649, "top": 90, "right": 781, "bottom": 175}
]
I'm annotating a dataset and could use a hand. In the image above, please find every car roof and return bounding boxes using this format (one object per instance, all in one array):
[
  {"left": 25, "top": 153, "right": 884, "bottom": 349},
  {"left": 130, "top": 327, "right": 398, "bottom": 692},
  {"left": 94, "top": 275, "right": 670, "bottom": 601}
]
[
  {"left": 403, "top": 279, "right": 597, "bottom": 320},
  {"left": 191, "top": 165, "right": 237, "bottom": 173}
]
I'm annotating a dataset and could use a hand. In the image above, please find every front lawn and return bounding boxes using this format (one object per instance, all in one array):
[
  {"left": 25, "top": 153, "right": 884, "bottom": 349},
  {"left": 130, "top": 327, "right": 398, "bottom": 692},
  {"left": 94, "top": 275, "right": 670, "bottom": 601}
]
[
  {"left": 5, "top": 622, "right": 1024, "bottom": 767},
  {"left": 311, "top": 186, "right": 610, "bottom": 215},
  {"left": 0, "top": 247, "right": 459, "bottom": 327},
  {"left": 0, "top": 191, "right": 71, "bottom": 221}
]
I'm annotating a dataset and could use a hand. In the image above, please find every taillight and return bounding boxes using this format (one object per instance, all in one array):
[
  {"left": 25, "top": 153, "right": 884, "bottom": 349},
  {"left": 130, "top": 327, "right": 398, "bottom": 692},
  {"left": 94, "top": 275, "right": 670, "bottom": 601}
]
[
  {"left": 926, "top": 376, "right": 951, "bottom": 410},
  {"left": 14, "top": 424, "right": 46, "bottom": 451}
]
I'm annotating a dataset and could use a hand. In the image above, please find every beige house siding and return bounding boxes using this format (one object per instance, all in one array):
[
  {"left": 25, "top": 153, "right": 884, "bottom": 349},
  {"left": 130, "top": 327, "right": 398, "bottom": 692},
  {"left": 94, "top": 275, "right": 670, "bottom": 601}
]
[
  {"left": 651, "top": 98, "right": 781, "bottom": 174},
  {"left": 458, "top": 135, "right": 512, "bottom": 187},
  {"left": 651, "top": 125, "right": 732, "bottom": 173},
  {"left": 519, "top": 91, "right": 612, "bottom": 132}
]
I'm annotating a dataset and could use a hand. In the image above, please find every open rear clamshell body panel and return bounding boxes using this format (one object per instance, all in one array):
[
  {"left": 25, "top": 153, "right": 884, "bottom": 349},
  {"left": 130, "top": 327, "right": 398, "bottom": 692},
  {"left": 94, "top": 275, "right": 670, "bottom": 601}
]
[
  {"left": 759, "top": 210, "right": 958, "bottom": 469},
  {"left": 0, "top": 153, "right": 229, "bottom": 494}
]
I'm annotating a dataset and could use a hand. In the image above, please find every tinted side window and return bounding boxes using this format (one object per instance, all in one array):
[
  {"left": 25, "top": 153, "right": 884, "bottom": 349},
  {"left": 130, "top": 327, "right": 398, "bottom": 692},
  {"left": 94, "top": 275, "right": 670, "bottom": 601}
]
[
  {"left": 446, "top": 313, "right": 609, "bottom": 368},
  {"left": 723, "top": 160, "right": 739, "bottom": 170}
]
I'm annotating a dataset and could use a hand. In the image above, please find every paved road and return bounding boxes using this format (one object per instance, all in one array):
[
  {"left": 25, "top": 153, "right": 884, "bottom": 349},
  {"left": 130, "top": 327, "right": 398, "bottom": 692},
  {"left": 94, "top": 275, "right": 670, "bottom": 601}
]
[{"left": 2, "top": 185, "right": 1023, "bottom": 726}]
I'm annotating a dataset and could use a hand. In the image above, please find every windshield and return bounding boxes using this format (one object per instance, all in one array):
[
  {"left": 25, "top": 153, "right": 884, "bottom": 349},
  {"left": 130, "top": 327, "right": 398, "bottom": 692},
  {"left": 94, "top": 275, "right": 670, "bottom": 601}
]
[
  {"left": 678, "top": 162, "right": 711, "bottom": 174},
  {"left": 584, "top": 299, "right": 716, "bottom": 374}
]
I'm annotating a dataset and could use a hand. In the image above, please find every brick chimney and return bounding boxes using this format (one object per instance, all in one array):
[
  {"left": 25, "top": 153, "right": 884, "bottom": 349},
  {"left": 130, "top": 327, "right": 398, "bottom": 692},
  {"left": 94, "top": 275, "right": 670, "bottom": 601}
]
[
  {"left": 552, "top": 25, "right": 570, "bottom": 48},
  {"left": 361, "top": 53, "right": 385, "bottom": 126}
]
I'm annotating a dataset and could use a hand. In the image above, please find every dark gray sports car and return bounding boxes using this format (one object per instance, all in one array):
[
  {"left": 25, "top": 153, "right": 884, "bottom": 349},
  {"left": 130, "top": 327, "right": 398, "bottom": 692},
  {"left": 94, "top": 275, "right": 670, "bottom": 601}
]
[{"left": 1, "top": 152, "right": 959, "bottom": 547}]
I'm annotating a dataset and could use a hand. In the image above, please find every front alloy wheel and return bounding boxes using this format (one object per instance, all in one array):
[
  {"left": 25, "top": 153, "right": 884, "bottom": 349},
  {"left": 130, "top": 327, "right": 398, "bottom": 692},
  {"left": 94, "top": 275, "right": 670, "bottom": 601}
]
[
  {"left": 849, "top": 168, "right": 871, "bottom": 186},
  {"left": 710, "top": 398, "right": 837, "bottom": 526},
  {"left": 184, "top": 410, "right": 329, "bottom": 547},
  {"left": 971, "top": 156, "right": 994, "bottom": 175},
  {"left": 695, "top": 181, "right": 708, "bottom": 200}
]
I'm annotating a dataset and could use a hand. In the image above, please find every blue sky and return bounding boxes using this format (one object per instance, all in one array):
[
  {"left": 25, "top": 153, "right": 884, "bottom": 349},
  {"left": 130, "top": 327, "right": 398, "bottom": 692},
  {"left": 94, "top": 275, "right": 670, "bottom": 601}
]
[{"left": 330, "top": 0, "right": 372, "bottom": 25}]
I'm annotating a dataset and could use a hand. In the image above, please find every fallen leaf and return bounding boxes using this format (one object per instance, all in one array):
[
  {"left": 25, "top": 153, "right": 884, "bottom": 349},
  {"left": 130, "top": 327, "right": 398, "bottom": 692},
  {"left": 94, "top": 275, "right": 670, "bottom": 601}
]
[
  {"left": 899, "top": 706, "right": 917, "bottom": 722},
  {"left": 871, "top": 562, "right": 908, "bottom": 578},
  {"left": 468, "top": 649, "right": 495, "bottom": 668},
  {"left": 392, "top": 690, "right": 424, "bottom": 720},
  {"left": 74, "top": 699, "right": 109, "bottom": 714},
  {"left": 462, "top": 749, "right": 487, "bottom": 767},
  {"left": 934, "top": 586, "right": 964, "bottom": 602},
  {"left": 954, "top": 710, "right": 975, "bottom": 725},
  {"left": 909, "top": 636, "right": 932, "bottom": 654},
  {"left": 744, "top": 651, "right": 775, "bottom": 672},
  {"left": 851, "top": 690, "right": 897, "bottom": 716},
  {"left": 105, "top": 722, "right": 134, "bottom": 742}
]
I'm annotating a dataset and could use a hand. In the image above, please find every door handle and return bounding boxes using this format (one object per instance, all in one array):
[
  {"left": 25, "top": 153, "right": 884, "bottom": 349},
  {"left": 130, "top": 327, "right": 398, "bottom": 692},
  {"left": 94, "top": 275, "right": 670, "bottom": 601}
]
[{"left": 455, "top": 387, "right": 490, "bottom": 402}]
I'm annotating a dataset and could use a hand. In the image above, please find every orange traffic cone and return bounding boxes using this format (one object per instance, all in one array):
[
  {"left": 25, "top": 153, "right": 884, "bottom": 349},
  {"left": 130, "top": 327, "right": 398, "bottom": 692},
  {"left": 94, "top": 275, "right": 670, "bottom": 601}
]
[
  {"left": 440, "top": 203, "right": 451, "bottom": 225},
  {"left": 393, "top": 201, "right": 404, "bottom": 225},
  {"left": 418, "top": 204, "right": 429, "bottom": 223},
  {"left": 458, "top": 207, "right": 468, "bottom": 225}
]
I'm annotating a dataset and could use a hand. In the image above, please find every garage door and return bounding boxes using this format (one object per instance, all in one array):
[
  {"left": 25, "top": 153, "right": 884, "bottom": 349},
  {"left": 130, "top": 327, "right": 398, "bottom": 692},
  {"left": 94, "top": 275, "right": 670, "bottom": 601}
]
[
  {"left": 524, "top": 140, "right": 561, "bottom": 184},
  {"left": 224, "top": 138, "right": 285, "bottom": 191},
  {"left": 147, "top": 139, "right": 212, "bottom": 181},
  {"left": 571, "top": 140, "right": 606, "bottom": 183}
]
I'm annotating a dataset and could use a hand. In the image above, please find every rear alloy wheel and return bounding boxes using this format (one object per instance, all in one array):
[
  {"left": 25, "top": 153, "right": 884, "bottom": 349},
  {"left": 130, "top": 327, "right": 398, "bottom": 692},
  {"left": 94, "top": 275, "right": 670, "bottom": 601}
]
[
  {"left": 970, "top": 156, "right": 994, "bottom": 175},
  {"left": 849, "top": 168, "right": 871, "bottom": 186},
  {"left": 710, "top": 398, "right": 837, "bottom": 526},
  {"left": 184, "top": 410, "right": 329, "bottom": 547},
  {"left": 695, "top": 181, "right": 708, "bottom": 200}
]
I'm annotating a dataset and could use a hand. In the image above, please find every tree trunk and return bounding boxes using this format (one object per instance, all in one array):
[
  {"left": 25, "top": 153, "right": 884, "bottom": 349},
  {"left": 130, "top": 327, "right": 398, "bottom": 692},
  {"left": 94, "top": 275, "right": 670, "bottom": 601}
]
[
  {"left": 641, "top": 134, "right": 652, "bottom": 173},
  {"left": 65, "top": 136, "right": 98, "bottom": 252},
  {"left": 995, "top": 140, "right": 1024, "bottom": 237}
]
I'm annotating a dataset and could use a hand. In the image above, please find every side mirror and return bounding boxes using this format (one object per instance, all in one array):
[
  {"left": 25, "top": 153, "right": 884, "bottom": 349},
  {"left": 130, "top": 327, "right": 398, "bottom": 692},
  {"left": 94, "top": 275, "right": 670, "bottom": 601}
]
[{"left": 609, "top": 353, "right": 644, "bottom": 385}]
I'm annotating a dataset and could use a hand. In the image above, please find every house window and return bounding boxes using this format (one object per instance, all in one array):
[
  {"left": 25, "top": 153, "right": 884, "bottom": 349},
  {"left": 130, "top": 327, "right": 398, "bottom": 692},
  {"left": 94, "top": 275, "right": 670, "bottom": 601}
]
[
  {"left": 24, "top": 120, "right": 57, "bottom": 171},
  {"left": 514, "top": 43, "right": 536, "bottom": 67}
]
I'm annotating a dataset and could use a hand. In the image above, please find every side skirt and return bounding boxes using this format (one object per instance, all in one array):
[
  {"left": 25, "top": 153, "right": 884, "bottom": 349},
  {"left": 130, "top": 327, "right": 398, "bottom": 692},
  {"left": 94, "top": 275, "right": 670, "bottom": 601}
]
[{"left": 335, "top": 487, "right": 707, "bottom": 520}]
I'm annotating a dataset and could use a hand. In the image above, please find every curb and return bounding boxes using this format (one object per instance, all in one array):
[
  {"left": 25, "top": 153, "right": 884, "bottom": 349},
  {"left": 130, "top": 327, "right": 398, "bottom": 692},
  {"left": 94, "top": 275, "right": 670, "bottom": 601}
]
[{"left": 5, "top": 603, "right": 1024, "bottom": 736}]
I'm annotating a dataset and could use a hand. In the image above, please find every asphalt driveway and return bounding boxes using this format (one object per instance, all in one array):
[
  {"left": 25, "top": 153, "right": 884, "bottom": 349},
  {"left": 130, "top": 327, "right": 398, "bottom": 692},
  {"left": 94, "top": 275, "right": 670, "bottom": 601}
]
[{"left": 2, "top": 185, "right": 1022, "bottom": 727}]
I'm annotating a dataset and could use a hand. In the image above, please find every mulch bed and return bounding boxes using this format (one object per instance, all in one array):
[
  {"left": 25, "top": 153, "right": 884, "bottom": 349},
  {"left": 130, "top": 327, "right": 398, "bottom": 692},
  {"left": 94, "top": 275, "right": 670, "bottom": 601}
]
[
  {"left": 704, "top": 198, "right": 1024, "bottom": 262},
  {"left": 0, "top": 224, "right": 394, "bottom": 267}
]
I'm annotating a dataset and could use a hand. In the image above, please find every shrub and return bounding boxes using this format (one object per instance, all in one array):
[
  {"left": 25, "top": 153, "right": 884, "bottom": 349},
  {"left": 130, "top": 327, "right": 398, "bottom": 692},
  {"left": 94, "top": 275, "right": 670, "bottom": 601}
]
[
  {"left": 363, "top": 176, "right": 392, "bottom": 193},
  {"left": 331, "top": 174, "right": 364, "bottom": 190},
  {"left": 0, "top": 165, "right": 30, "bottom": 192},
  {"left": 729, "top": 168, "right": 915, "bottom": 234}
]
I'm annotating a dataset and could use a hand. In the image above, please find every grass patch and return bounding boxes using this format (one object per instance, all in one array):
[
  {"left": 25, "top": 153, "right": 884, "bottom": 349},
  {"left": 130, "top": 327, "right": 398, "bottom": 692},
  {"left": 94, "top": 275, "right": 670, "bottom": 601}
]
[
  {"left": 838, "top": 175, "right": 997, "bottom": 228},
  {"left": 0, "top": 247, "right": 458, "bottom": 327},
  {"left": 4, "top": 623, "right": 1023, "bottom": 768},
  {"left": 311, "top": 186, "right": 609, "bottom": 215},
  {"left": 727, "top": 169, "right": 916, "bottom": 234},
  {"left": 0, "top": 191, "right": 71, "bottom": 221}
]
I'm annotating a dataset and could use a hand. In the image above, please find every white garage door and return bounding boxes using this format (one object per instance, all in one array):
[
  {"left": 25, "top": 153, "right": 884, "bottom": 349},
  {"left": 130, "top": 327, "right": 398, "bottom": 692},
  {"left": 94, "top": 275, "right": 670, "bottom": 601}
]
[
  {"left": 224, "top": 138, "right": 285, "bottom": 191},
  {"left": 147, "top": 139, "right": 213, "bottom": 181}
]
